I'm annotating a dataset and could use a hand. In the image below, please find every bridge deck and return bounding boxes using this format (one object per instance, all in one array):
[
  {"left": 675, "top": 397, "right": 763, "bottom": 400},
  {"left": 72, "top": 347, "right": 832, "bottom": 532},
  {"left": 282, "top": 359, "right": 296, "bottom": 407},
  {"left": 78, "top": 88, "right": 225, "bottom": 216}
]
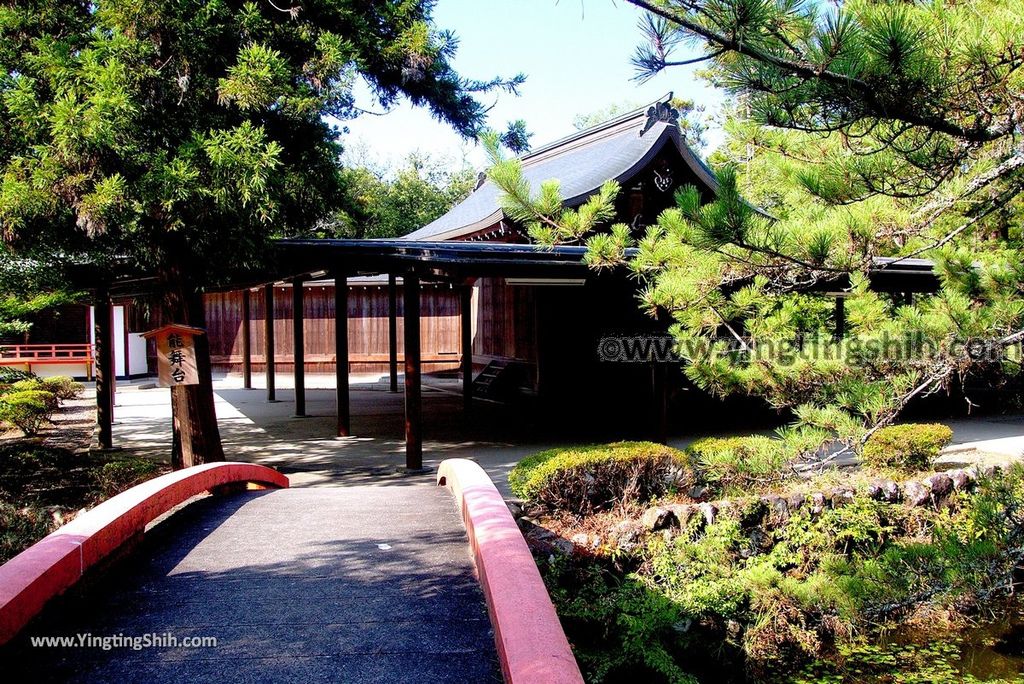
[{"left": 2, "top": 487, "right": 500, "bottom": 683}]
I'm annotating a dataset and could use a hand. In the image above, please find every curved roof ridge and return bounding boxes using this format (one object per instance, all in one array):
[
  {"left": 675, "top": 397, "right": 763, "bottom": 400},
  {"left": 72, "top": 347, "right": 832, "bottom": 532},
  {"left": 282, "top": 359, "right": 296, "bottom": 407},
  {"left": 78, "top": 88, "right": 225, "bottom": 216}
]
[
  {"left": 519, "top": 96, "right": 666, "bottom": 163},
  {"left": 402, "top": 95, "right": 715, "bottom": 242}
]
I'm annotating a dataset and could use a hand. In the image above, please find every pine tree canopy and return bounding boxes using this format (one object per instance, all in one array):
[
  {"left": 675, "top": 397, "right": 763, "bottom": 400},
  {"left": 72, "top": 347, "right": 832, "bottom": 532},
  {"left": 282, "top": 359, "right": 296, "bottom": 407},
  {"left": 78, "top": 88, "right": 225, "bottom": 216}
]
[
  {"left": 628, "top": 0, "right": 1023, "bottom": 196},
  {"left": 487, "top": 1, "right": 1024, "bottom": 458},
  {"left": 0, "top": 0, "right": 524, "bottom": 286}
]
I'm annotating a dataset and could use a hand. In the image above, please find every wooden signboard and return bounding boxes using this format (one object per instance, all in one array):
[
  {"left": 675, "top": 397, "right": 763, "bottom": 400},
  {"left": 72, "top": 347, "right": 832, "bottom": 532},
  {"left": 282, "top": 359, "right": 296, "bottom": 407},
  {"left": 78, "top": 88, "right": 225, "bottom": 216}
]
[{"left": 142, "top": 324, "right": 205, "bottom": 388}]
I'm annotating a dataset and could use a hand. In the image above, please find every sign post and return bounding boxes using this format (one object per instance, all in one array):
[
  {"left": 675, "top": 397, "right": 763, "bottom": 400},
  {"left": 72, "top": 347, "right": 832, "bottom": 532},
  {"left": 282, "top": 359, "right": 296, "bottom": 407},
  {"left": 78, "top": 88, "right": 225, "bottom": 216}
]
[
  {"left": 143, "top": 324, "right": 208, "bottom": 469},
  {"left": 143, "top": 324, "right": 204, "bottom": 388}
]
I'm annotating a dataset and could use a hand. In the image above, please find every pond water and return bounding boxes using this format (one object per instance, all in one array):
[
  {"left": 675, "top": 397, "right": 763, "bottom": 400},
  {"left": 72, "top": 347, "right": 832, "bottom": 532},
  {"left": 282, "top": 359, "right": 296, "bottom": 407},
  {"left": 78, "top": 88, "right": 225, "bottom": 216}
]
[
  {"left": 939, "top": 602, "right": 1024, "bottom": 681},
  {"left": 787, "top": 599, "right": 1024, "bottom": 683}
]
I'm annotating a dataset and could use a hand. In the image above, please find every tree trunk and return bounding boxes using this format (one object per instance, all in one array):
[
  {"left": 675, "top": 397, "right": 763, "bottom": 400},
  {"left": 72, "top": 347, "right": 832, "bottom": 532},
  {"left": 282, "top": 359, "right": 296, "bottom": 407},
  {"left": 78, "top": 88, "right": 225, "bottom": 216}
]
[{"left": 159, "top": 238, "right": 225, "bottom": 469}]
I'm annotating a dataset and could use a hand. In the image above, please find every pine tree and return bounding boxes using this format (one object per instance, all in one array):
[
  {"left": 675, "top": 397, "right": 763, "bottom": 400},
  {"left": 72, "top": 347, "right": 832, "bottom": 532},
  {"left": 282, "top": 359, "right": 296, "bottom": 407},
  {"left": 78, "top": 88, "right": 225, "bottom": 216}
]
[
  {"left": 488, "top": 0, "right": 1024, "bottom": 457},
  {"left": 616, "top": 0, "right": 1024, "bottom": 450}
]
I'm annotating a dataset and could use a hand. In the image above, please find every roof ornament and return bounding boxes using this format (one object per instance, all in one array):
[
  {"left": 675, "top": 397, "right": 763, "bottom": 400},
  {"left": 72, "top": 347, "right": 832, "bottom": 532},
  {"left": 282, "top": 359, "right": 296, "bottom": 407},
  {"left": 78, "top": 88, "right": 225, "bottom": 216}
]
[
  {"left": 640, "top": 95, "right": 679, "bottom": 137},
  {"left": 473, "top": 171, "right": 487, "bottom": 191}
]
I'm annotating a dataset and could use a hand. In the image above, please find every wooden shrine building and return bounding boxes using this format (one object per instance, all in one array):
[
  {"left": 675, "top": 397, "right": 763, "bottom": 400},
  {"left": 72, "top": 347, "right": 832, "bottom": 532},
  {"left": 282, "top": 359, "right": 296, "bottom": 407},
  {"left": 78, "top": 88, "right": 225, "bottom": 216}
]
[{"left": 34, "top": 98, "right": 940, "bottom": 469}]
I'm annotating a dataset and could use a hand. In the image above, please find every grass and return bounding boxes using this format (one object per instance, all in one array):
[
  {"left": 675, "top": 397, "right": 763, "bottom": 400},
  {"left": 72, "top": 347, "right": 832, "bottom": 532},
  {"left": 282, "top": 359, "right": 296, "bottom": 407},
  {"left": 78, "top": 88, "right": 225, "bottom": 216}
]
[{"left": 0, "top": 443, "right": 167, "bottom": 563}]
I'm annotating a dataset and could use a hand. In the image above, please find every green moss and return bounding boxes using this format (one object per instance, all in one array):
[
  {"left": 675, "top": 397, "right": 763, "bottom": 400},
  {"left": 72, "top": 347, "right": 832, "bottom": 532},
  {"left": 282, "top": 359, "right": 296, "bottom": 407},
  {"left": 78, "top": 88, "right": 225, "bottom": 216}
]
[{"left": 542, "top": 465, "right": 1024, "bottom": 681}]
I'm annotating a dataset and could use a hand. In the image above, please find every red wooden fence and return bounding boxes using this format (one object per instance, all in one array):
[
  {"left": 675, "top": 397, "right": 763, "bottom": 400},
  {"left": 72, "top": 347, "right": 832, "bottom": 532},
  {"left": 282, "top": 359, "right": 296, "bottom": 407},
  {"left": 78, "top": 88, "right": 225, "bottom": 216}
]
[{"left": 0, "top": 344, "right": 94, "bottom": 377}]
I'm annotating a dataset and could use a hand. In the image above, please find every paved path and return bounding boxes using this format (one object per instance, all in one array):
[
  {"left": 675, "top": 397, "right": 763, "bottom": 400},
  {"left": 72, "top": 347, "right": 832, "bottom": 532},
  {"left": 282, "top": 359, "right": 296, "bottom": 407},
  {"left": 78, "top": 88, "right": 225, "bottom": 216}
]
[
  {"left": 102, "top": 376, "right": 1024, "bottom": 495},
  {"left": 2, "top": 487, "right": 500, "bottom": 683}
]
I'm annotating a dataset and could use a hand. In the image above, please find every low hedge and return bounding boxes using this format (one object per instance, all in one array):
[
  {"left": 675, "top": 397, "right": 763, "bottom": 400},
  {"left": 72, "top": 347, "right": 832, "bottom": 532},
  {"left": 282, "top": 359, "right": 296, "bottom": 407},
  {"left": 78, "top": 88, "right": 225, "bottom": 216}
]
[
  {"left": 862, "top": 423, "right": 954, "bottom": 472},
  {"left": 39, "top": 376, "right": 84, "bottom": 402},
  {"left": 97, "top": 458, "right": 162, "bottom": 497},
  {"left": 509, "top": 441, "right": 691, "bottom": 514},
  {"left": 686, "top": 435, "right": 788, "bottom": 493},
  {"left": 0, "top": 389, "right": 57, "bottom": 435}
]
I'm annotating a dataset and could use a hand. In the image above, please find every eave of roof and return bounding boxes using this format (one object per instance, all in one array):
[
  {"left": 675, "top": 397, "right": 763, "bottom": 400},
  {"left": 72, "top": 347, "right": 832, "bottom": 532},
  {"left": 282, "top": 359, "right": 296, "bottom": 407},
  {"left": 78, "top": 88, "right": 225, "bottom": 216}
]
[{"left": 271, "top": 239, "right": 942, "bottom": 294}]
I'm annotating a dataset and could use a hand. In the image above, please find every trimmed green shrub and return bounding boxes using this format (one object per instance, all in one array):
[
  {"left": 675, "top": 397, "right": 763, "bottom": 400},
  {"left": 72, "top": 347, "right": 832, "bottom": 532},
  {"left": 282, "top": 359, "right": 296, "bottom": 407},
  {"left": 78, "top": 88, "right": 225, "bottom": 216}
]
[
  {"left": 686, "top": 435, "right": 788, "bottom": 493},
  {"left": 861, "top": 423, "right": 954, "bottom": 472},
  {"left": 0, "top": 389, "right": 57, "bottom": 435},
  {"left": 0, "top": 367, "right": 36, "bottom": 386},
  {"left": 509, "top": 441, "right": 691, "bottom": 514},
  {"left": 40, "top": 376, "right": 84, "bottom": 402},
  {"left": 6, "top": 378, "right": 43, "bottom": 394}
]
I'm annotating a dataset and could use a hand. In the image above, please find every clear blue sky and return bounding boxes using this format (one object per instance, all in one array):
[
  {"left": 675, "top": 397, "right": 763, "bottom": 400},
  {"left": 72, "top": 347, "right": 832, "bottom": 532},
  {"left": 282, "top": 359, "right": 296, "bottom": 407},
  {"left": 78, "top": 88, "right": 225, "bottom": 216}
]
[{"left": 340, "top": 0, "right": 727, "bottom": 171}]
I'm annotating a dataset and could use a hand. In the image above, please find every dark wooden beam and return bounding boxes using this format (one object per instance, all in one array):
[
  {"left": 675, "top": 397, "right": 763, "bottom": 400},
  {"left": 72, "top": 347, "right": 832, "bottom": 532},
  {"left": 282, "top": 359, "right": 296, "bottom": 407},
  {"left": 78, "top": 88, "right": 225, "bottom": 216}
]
[
  {"left": 264, "top": 284, "right": 277, "bottom": 402},
  {"left": 292, "top": 277, "right": 306, "bottom": 417},
  {"left": 460, "top": 285, "right": 473, "bottom": 412},
  {"left": 403, "top": 273, "right": 422, "bottom": 470},
  {"left": 241, "top": 289, "right": 252, "bottom": 389},
  {"left": 388, "top": 273, "right": 399, "bottom": 393},
  {"left": 94, "top": 289, "right": 114, "bottom": 450},
  {"left": 335, "top": 276, "right": 350, "bottom": 437}
]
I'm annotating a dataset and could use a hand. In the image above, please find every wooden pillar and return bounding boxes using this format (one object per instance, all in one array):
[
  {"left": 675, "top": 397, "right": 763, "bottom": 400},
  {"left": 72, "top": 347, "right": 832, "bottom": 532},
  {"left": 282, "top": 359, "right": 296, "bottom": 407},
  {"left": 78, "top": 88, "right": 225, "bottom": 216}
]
[
  {"left": 335, "top": 276, "right": 350, "bottom": 437},
  {"left": 121, "top": 306, "right": 130, "bottom": 381},
  {"left": 834, "top": 296, "right": 846, "bottom": 341},
  {"left": 403, "top": 273, "right": 422, "bottom": 470},
  {"left": 292, "top": 277, "right": 306, "bottom": 417},
  {"left": 84, "top": 306, "right": 93, "bottom": 380},
  {"left": 241, "top": 289, "right": 252, "bottom": 389},
  {"left": 94, "top": 288, "right": 114, "bottom": 450},
  {"left": 264, "top": 284, "right": 276, "bottom": 402},
  {"left": 388, "top": 273, "right": 399, "bottom": 393},
  {"left": 461, "top": 285, "right": 473, "bottom": 412}
]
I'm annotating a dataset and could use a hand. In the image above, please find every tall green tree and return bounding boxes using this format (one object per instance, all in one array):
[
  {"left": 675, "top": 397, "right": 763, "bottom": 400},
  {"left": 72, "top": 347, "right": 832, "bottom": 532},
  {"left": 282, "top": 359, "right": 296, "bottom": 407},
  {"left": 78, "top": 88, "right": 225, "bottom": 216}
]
[
  {"left": 0, "top": 248, "right": 75, "bottom": 339},
  {"left": 0, "top": 0, "right": 522, "bottom": 466},
  {"left": 327, "top": 151, "right": 476, "bottom": 238},
  {"left": 618, "top": 0, "right": 1024, "bottom": 449}
]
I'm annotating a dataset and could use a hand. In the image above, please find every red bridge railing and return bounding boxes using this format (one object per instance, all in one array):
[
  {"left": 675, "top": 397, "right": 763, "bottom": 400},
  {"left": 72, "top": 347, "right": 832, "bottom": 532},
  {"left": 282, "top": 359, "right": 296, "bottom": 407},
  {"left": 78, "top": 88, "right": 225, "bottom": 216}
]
[{"left": 0, "top": 462, "right": 289, "bottom": 644}]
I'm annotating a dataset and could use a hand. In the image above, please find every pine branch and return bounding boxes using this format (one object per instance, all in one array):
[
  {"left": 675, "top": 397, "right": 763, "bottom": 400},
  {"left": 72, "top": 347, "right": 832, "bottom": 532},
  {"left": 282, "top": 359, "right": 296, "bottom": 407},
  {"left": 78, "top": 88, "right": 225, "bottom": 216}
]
[{"left": 626, "top": 0, "right": 1005, "bottom": 143}]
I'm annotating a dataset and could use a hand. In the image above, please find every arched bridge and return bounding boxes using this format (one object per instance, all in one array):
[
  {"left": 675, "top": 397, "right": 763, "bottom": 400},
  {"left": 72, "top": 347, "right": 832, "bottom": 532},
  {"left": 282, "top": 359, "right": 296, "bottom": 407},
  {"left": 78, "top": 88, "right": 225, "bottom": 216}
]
[{"left": 0, "top": 461, "right": 581, "bottom": 684}]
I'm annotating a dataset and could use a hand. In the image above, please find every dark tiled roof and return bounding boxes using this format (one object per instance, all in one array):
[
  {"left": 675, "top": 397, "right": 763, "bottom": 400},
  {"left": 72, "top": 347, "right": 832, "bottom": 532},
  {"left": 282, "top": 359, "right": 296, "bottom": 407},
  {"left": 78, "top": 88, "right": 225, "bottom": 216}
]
[{"left": 402, "top": 100, "right": 718, "bottom": 241}]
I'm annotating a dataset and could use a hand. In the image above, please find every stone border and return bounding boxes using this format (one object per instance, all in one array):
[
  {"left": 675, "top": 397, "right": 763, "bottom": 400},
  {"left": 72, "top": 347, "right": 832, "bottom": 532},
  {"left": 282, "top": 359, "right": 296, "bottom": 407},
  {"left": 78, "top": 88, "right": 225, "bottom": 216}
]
[
  {"left": 630, "top": 465, "right": 1000, "bottom": 543},
  {"left": 437, "top": 459, "right": 584, "bottom": 684},
  {"left": 0, "top": 461, "right": 288, "bottom": 644}
]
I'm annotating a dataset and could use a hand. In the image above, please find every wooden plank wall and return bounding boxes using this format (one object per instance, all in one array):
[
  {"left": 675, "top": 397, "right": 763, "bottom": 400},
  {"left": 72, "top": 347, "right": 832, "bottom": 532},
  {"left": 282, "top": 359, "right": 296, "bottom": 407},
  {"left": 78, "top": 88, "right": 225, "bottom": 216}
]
[
  {"left": 473, "top": 277, "right": 536, "bottom": 362},
  {"left": 205, "top": 282, "right": 462, "bottom": 374}
]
